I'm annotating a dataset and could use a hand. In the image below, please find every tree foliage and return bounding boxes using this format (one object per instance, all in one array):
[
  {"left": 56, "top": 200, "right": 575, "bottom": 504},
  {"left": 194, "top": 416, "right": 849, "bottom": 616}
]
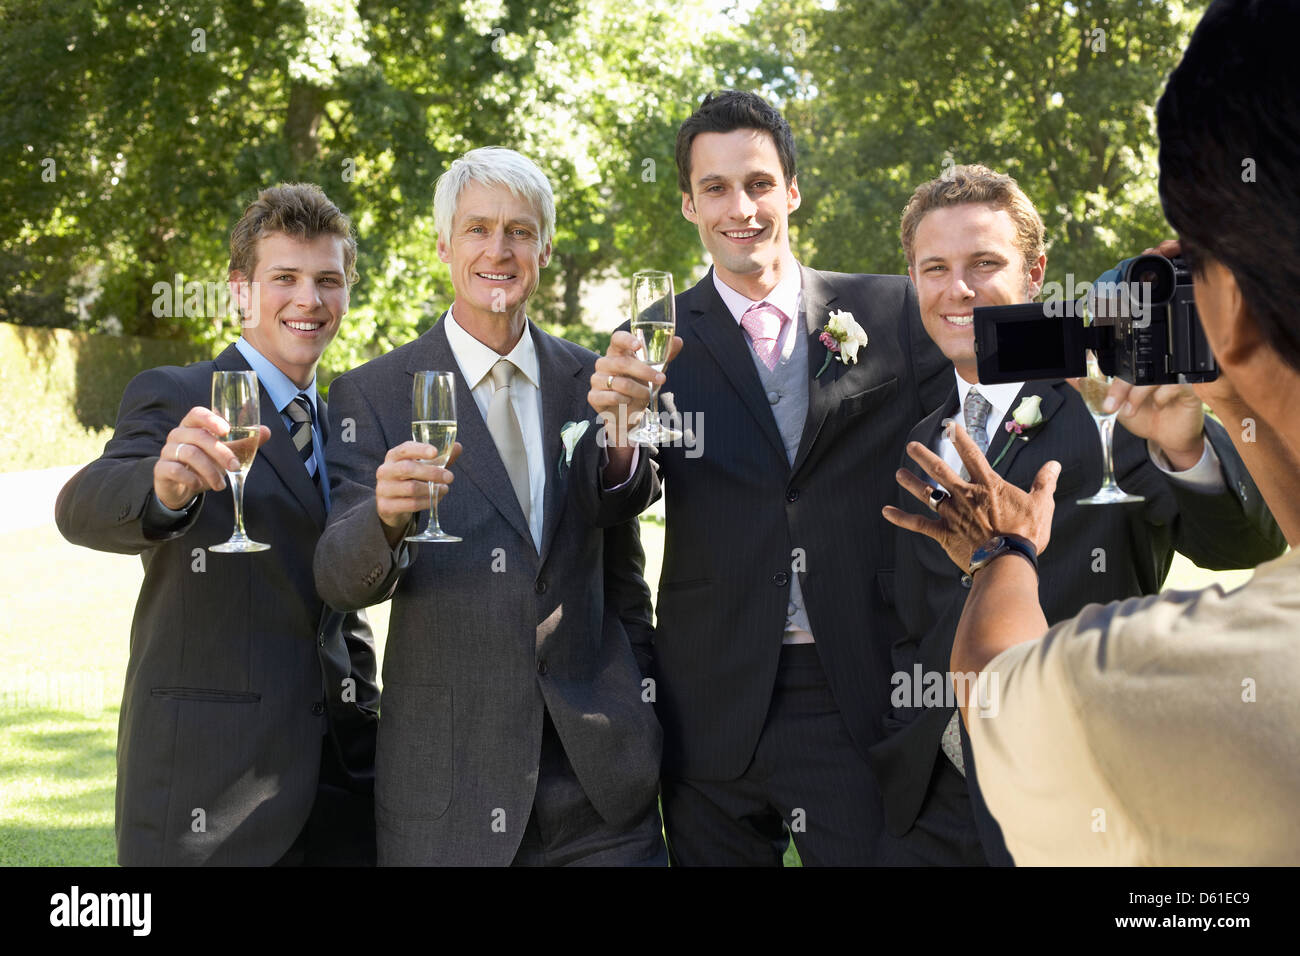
[
  {"left": 750, "top": 0, "right": 1199, "bottom": 285},
  {"left": 1, "top": 0, "right": 1202, "bottom": 374}
]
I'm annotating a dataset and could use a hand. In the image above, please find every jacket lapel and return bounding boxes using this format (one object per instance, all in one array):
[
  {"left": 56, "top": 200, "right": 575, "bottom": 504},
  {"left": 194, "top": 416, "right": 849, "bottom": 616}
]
[
  {"left": 685, "top": 270, "right": 788, "bottom": 465},
  {"left": 405, "top": 316, "right": 535, "bottom": 552},
  {"left": 791, "top": 265, "right": 845, "bottom": 474},
  {"left": 987, "top": 380, "right": 1069, "bottom": 481},
  {"left": 532, "top": 323, "right": 587, "bottom": 566},
  {"left": 213, "top": 343, "right": 326, "bottom": 530}
]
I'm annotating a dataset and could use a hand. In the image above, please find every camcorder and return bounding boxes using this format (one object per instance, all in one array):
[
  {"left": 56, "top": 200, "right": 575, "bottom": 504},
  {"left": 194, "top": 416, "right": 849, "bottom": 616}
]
[{"left": 973, "top": 253, "right": 1218, "bottom": 385}]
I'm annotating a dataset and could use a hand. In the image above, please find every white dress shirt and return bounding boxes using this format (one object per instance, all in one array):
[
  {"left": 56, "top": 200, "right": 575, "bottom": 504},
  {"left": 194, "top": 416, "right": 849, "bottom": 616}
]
[{"left": 444, "top": 308, "right": 546, "bottom": 551}]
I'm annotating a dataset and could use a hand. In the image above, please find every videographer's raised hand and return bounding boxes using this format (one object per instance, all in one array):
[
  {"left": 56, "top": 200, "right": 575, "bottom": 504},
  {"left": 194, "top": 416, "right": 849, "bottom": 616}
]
[
  {"left": 882, "top": 421, "right": 1060, "bottom": 571},
  {"left": 154, "top": 406, "right": 272, "bottom": 511},
  {"left": 375, "top": 440, "right": 462, "bottom": 547}
]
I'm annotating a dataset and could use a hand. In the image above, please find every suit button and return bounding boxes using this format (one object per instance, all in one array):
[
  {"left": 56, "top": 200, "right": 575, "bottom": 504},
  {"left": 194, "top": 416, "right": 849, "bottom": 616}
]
[
  {"left": 311, "top": 702, "right": 324, "bottom": 716},
  {"left": 118, "top": 504, "right": 129, "bottom": 520},
  {"left": 767, "top": 391, "right": 781, "bottom": 405},
  {"left": 537, "top": 659, "right": 548, "bottom": 675},
  {"left": 960, "top": 574, "right": 973, "bottom": 589},
  {"left": 773, "top": 571, "right": 789, "bottom": 587},
  {"left": 535, "top": 579, "right": 547, "bottom": 594},
  {"left": 786, "top": 488, "right": 800, "bottom": 503}
]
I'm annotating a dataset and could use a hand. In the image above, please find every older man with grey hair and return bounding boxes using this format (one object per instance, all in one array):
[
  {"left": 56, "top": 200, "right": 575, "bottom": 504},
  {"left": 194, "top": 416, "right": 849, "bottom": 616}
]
[{"left": 315, "top": 146, "right": 666, "bottom": 866}]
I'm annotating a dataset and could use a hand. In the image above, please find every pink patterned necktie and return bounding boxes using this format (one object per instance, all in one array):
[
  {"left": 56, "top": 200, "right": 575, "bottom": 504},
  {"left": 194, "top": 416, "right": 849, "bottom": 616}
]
[{"left": 740, "top": 301, "right": 788, "bottom": 371}]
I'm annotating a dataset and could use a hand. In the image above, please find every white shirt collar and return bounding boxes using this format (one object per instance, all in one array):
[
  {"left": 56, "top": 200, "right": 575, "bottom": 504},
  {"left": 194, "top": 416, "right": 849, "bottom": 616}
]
[
  {"left": 443, "top": 306, "right": 541, "bottom": 390},
  {"left": 712, "top": 267, "right": 803, "bottom": 327},
  {"left": 953, "top": 372, "right": 1026, "bottom": 427}
]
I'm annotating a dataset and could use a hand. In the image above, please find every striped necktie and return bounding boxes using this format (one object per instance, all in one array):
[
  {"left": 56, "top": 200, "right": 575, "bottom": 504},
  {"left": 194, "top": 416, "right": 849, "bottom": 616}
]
[{"left": 285, "top": 393, "right": 319, "bottom": 487}]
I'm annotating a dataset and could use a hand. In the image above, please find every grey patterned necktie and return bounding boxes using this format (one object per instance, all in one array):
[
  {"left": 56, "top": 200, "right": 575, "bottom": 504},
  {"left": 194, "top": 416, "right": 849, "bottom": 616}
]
[
  {"left": 486, "top": 358, "right": 531, "bottom": 522},
  {"left": 963, "top": 388, "right": 993, "bottom": 455},
  {"left": 940, "top": 388, "right": 994, "bottom": 776},
  {"left": 285, "top": 394, "right": 319, "bottom": 488}
]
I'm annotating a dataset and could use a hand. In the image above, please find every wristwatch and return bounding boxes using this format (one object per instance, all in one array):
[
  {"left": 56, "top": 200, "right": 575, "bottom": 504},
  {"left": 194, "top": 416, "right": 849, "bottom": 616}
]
[{"left": 968, "top": 534, "right": 1039, "bottom": 576}]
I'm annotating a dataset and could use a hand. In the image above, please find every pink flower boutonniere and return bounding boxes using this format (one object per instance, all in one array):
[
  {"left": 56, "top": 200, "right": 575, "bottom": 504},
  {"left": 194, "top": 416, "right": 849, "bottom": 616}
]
[{"left": 989, "top": 395, "right": 1045, "bottom": 468}]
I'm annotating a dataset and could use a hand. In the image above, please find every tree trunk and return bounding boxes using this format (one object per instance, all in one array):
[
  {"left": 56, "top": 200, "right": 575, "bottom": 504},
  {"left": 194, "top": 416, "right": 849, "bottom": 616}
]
[
  {"left": 561, "top": 254, "right": 584, "bottom": 326},
  {"left": 286, "top": 81, "right": 326, "bottom": 171}
]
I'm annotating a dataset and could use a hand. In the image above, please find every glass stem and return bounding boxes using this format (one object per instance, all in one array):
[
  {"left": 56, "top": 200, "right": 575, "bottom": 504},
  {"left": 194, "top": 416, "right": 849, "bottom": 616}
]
[
  {"left": 647, "top": 385, "right": 661, "bottom": 437},
  {"left": 427, "top": 478, "right": 443, "bottom": 535},
  {"left": 229, "top": 471, "right": 249, "bottom": 539},
  {"left": 1096, "top": 415, "right": 1119, "bottom": 489}
]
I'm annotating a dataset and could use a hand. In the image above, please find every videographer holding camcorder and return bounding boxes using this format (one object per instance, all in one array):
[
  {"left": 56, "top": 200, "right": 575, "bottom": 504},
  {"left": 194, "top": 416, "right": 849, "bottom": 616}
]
[
  {"left": 873, "top": 162, "right": 1285, "bottom": 867},
  {"left": 882, "top": 0, "right": 1300, "bottom": 865}
]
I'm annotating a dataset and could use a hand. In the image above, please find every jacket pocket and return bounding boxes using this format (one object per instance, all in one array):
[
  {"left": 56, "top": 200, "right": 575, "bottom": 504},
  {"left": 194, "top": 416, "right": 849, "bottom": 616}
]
[
  {"left": 840, "top": 376, "right": 900, "bottom": 419},
  {"left": 151, "top": 687, "right": 261, "bottom": 703},
  {"left": 375, "top": 683, "right": 453, "bottom": 821}
]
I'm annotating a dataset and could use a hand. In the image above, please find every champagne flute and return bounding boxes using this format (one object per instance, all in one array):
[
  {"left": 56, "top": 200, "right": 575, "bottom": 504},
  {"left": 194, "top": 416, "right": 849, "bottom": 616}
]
[
  {"left": 627, "top": 270, "right": 682, "bottom": 445},
  {"left": 407, "top": 370, "right": 462, "bottom": 543},
  {"left": 1077, "top": 350, "right": 1145, "bottom": 505},
  {"left": 209, "top": 370, "right": 270, "bottom": 552}
]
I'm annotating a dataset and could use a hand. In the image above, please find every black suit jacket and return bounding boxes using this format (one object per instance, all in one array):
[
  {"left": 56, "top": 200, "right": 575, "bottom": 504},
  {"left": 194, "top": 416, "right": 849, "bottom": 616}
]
[
  {"left": 642, "top": 266, "right": 951, "bottom": 780},
  {"left": 870, "top": 378, "right": 1286, "bottom": 862},
  {"left": 55, "top": 343, "right": 380, "bottom": 866}
]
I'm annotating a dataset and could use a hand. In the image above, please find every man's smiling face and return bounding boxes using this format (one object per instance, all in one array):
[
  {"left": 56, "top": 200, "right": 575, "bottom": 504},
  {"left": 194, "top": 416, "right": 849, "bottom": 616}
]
[
  {"left": 909, "top": 202, "right": 1045, "bottom": 382},
  {"left": 682, "top": 128, "right": 800, "bottom": 288},
  {"left": 438, "top": 179, "right": 550, "bottom": 326},
  {"left": 233, "top": 232, "right": 348, "bottom": 388}
]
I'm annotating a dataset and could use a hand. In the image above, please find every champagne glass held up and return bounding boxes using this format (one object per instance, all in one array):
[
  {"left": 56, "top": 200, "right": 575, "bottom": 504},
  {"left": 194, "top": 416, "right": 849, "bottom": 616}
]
[
  {"left": 627, "top": 270, "right": 682, "bottom": 445},
  {"left": 209, "top": 370, "right": 271, "bottom": 552},
  {"left": 407, "top": 370, "right": 462, "bottom": 543}
]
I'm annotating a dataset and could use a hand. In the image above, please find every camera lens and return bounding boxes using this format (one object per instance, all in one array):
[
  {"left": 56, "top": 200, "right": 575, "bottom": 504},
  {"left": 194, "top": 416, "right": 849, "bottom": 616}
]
[{"left": 1125, "top": 254, "right": 1175, "bottom": 305}]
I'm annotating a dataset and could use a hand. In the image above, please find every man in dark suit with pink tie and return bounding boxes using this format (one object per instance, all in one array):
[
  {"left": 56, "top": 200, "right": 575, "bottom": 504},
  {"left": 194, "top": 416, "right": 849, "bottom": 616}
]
[{"left": 590, "top": 91, "right": 952, "bottom": 864}]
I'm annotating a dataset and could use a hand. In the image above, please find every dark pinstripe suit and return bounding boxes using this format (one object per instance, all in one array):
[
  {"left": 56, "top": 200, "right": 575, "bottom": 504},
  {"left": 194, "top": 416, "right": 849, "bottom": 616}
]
[
  {"left": 870, "top": 379, "right": 1286, "bottom": 865},
  {"left": 643, "top": 265, "right": 951, "bottom": 864}
]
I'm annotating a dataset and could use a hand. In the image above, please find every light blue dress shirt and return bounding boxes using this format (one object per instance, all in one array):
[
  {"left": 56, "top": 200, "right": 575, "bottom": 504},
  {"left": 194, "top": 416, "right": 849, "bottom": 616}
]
[{"left": 234, "top": 337, "right": 329, "bottom": 510}]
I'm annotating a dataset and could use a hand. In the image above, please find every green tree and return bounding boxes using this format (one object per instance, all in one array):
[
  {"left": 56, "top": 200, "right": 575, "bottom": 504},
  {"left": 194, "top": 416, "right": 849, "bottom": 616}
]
[
  {"left": 749, "top": 0, "right": 1199, "bottom": 286},
  {"left": 0, "top": 0, "right": 744, "bottom": 375}
]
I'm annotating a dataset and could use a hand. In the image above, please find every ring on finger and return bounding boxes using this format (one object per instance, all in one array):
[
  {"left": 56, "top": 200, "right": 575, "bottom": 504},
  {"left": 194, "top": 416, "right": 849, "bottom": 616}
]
[
  {"left": 928, "top": 486, "right": 950, "bottom": 511},
  {"left": 173, "top": 442, "right": 189, "bottom": 462},
  {"left": 606, "top": 374, "right": 615, "bottom": 389}
]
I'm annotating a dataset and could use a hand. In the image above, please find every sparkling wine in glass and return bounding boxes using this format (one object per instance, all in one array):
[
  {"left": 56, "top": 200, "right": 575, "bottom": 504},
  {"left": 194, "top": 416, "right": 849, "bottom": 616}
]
[
  {"left": 627, "top": 270, "right": 682, "bottom": 445},
  {"left": 407, "top": 370, "right": 462, "bottom": 543},
  {"left": 210, "top": 370, "right": 270, "bottom": 552},
  {"left": 1077, "top": 351, "right": 1144, "bottom": 505}
]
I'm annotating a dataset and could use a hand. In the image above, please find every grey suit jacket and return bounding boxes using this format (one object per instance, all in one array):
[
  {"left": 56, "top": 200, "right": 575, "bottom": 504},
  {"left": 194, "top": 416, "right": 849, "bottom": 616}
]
[
  {"left": 54, "top": 344, "right": 380, "bottom": 866},
  {"left": 314, "top": 316, "right": 661, "bottom": 866}
]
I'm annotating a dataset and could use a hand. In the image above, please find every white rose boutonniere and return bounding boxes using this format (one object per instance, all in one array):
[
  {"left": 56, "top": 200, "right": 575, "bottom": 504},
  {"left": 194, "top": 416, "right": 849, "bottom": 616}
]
[
  {"left": 559, "top": 419, "right": 591, "bottom": 474},
  {"left": 989, "top": 396, "right": 1046, "bottom": 468},
  {"left": 816, "top": 309, "right": 869, "bottom": 377}
]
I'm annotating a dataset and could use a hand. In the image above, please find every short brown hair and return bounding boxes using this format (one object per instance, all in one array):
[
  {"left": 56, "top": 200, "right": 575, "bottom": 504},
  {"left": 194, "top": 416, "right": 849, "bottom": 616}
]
[
  {"left": 228, "top": 182, "right": 358, "bottom": 285},
  {"left": 899, "top": 164, "right": 1045, "bottom": 275}
]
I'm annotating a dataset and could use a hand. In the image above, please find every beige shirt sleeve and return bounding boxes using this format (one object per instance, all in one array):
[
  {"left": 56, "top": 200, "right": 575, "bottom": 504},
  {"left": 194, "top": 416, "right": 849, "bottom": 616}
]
[{"left": 967, "top": 553, "right": 1300, "bottom": 865}]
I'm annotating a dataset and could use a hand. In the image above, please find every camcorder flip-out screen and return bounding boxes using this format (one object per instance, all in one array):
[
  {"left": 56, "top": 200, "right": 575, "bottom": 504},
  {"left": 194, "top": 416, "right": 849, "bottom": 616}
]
[{"left": 973, "top": 300, "right": 1101, "bottom": 384}]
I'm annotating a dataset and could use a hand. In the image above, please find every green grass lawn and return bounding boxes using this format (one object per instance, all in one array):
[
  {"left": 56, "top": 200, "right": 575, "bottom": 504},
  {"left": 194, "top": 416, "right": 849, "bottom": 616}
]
[{"left": 0, "top": 516, "right": 1260, "bottom": 866}]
